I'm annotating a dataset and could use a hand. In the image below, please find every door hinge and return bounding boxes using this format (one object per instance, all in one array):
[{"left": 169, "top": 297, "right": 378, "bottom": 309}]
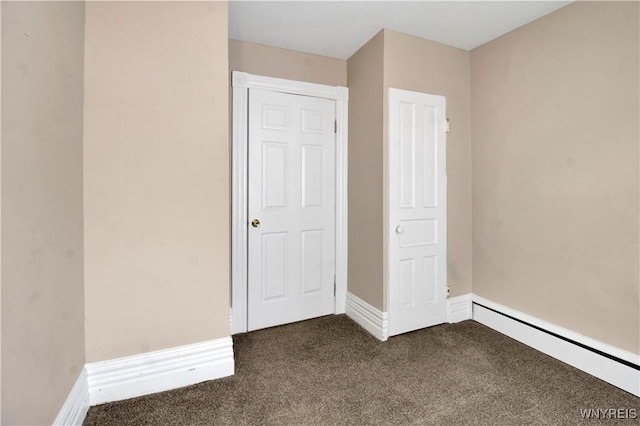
[
  {"left": 333, "top": 275, "right": 336, "bottom": 296},
  {"left": 446, "top": 285, "right": 450, "bottom": 299},
  {"left": 334, "top": 120, "right": 337, "bottom": 134}
]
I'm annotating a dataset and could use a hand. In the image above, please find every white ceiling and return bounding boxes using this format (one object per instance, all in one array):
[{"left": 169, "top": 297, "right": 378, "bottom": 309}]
[{"left": 229, "top": 1, "right": 572, "bottom": 59}]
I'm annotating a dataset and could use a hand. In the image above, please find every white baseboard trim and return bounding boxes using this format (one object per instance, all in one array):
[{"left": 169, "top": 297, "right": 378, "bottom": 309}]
[
  {"left": 345, "top": 291, "right": 388, "bottom": 341},
  {"left": 447, "top": 293, "right": 472, "bottom": 323},
  {"left": 53, "top": 368, "right": 90, "bottom": 426},
  {"left": 472, "top": 295, "right": 640, "bottom": 397},
  {"left": 86, "top": 337, "right": 234, "bottom": 405}
]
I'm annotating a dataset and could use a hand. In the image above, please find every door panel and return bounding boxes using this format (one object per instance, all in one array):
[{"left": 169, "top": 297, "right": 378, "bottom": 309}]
[
  {"left": 389, "top": 88, "right": 447, "bottom": 337},
  {"left": 261, "top": 232, "right": 288, "bottom": 302},
  {"left": 301, "top": 145, "right": 324, "bottom": 207},
  {"left": 248, "top": 88, "right": 335, "bottom": 331},
  {"left": 262, "top": 142, "right": 288, "bottom": 209},
  {"left": 301, "top": 230, "right": 323, "bottom": 294},
  {"left": 423, "top": 107, "right": 438, "bottom": 207},
  {"left": 398, "top": 219, "right": 437, "bottom": 247}
]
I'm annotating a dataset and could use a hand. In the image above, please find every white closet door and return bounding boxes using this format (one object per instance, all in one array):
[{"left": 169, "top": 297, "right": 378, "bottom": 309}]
[
  {"left": 388, "top": 88, "right": 447, "bottom": 337},
  {"left": 248, "top": 88, "right": 336, "bottom": 331}
]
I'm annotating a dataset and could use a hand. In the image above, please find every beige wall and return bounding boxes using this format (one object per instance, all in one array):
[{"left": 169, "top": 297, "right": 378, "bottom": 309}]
[
  {"left": 347, "top": 31, "right": 386, "bottom": 310},
  {"left": 346, "top": 29, "right": 472, "bottom": 311},
  {"left": 383, "top": 30, "right": 472, "bottom": 305},
  {"left": 1, "top": 2, "right": 86, "bottom": 424},
  {"left": 230, "top": 39, "right": 347, "bottom": 86},
  {"left": 84, "top": 1, "right": 230, "bottom": 362},
  {"left": 471, "top": 1, "right": 639, "bottom": 354}
]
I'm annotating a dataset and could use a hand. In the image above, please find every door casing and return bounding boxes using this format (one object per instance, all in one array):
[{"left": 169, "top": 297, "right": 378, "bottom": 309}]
[{"left": 231, "top": 71, "right": 349, "bottom": 334}]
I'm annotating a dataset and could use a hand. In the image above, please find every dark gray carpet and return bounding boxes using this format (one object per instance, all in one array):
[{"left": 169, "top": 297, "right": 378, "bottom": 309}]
[{"left": 84, "top": 315, "right": 639, "bottom": 425}]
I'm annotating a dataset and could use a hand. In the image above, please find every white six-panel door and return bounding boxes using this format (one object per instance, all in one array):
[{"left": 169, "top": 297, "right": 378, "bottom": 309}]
[
  {"left": 248, "top": 88, "right": 336, "bottom": 331},
  {"left": 388, "top": 88, "right": 447, "bottom": 337}
]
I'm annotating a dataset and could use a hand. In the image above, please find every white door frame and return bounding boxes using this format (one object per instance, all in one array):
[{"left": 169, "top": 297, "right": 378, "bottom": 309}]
[{"left": 231, "top": 71, "right": 349, "bottom": 334}]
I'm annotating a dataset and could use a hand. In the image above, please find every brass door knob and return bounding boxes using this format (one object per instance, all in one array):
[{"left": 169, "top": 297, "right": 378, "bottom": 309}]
[{"left": 251, "top": 219, "right": 261, "bottom": 228}]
